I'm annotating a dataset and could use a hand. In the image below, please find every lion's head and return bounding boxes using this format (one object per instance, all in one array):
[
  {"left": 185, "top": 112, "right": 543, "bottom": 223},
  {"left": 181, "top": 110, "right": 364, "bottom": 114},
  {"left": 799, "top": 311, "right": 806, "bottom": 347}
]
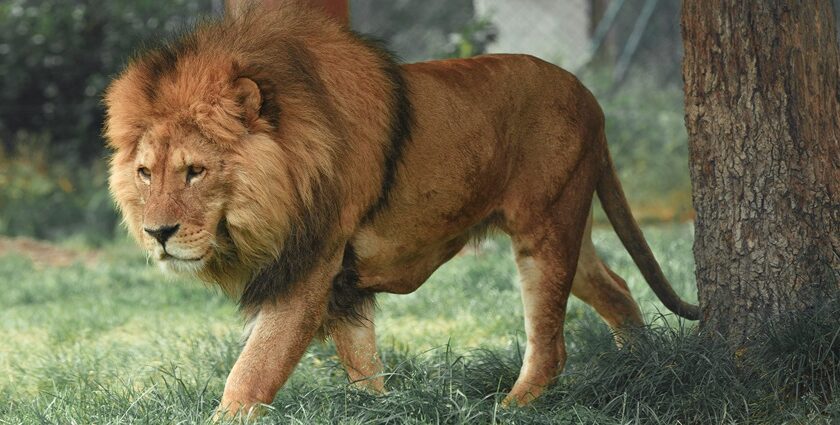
[
  {"left": 103, "top": 5, "right": 402, "bottom": 298},
  {"left": 105, "top": 61, "right": 285, "bottom": 282}
]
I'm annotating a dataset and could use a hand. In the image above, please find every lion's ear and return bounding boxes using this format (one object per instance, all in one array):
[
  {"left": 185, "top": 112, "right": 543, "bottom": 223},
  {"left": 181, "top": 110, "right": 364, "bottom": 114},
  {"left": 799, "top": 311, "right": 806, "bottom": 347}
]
[{"left": 233, "top": 77, "right": 262, "bottom": 123}]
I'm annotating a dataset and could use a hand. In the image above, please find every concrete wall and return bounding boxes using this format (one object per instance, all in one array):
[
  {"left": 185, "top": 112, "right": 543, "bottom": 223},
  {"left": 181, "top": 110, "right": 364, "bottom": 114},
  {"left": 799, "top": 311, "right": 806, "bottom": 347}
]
[{"left": 475, "top": 0, "right": 592, "bottom": 69}]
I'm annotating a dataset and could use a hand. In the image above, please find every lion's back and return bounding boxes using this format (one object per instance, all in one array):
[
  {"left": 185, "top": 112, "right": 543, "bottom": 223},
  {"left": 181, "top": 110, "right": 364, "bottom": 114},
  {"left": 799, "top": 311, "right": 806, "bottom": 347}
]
[{"left": 403, "top": 53, "right": 603, "bottom": 140}]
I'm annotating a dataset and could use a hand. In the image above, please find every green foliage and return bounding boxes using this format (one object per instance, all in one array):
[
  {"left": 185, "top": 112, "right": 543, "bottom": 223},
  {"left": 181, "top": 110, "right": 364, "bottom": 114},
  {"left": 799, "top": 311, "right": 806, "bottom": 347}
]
[
  {"left": 585, "top": 71, "right": 693, "bottom": 222},
  {"left": 0, "top": 1, "right": 216, "bottom": 241},
  {"left": 439, "top": 17, "right": 497, "bottom": 59},
  {"left": 350, "top": 0, "right": 475, "bottom": 63},
  {"left": 0, "top": 0, "right": 214, "bottom": 160},
  {"left": 2, "top": 226, "right": 837, "bottom": 424},
  {"left": 0, "top": 137, "right": 116, "bottom": 243}
]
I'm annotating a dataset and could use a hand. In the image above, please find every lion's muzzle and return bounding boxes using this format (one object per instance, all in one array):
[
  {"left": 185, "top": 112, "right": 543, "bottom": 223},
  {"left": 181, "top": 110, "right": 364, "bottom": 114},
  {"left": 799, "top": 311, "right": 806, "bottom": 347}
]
[{"left": 144, "top": 224, "right": 180, "bottom": 247}]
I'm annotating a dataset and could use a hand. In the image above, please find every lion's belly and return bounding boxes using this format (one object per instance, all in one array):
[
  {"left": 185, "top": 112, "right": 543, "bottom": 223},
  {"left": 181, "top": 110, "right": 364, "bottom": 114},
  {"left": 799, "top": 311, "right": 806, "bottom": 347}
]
[
  {"left": 351, "top": 226, "right": 471, "bottom": 294},
  {"left": 348, "top": 164, "right": 504, "bottom": 294}
]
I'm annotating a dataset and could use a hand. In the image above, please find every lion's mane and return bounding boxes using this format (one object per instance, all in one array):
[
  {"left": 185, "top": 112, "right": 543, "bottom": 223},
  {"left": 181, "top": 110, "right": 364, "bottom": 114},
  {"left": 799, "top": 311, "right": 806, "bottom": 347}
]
[{"left": 104, "top": 1, "right": 412, "bottom": 312}]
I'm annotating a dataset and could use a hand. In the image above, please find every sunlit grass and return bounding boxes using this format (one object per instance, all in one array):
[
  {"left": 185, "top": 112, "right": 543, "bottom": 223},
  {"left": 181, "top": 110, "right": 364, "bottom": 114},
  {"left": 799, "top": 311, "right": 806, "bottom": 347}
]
[{"left": 1, "top": 224, "right": 836, "bottom": 424}]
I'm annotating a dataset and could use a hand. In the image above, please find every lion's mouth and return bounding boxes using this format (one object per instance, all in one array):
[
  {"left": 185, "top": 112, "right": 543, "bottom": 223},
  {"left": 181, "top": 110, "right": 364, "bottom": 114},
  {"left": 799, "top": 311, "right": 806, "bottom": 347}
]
[
  {"left": 156, "top": 251, "right": 208, "bottom": 275},
  {"left": 159, "top": 253, "right": 204, "bottom": 262}
]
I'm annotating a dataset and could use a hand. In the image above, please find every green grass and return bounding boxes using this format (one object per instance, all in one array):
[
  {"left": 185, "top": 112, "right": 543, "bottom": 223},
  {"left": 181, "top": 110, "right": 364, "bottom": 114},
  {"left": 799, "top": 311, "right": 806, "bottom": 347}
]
[{"left": 1, "top": 224, "right": 837, "bottom": 424}]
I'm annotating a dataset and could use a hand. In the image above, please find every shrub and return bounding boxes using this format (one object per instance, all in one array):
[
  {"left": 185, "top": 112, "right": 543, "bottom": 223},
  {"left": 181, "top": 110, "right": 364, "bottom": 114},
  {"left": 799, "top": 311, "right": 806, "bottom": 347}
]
[
  {"left": 0, "top": 135, "right": 116, "bottom": 243},
  {"left": 583, "top": 70, "right": 693, "bottom": 222},
  {"left": 0, "top": 0, "right": 215, "bottom": 161},
  {"left": 0, "top": 0, "right": 216, "bottom": 241}
]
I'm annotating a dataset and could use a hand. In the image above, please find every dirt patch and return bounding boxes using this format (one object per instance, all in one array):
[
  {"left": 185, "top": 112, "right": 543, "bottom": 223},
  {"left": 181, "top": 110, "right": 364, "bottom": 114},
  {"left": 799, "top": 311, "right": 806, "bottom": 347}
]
[{"left": 0, "top": 237, "right": 99, "bottom": 268}]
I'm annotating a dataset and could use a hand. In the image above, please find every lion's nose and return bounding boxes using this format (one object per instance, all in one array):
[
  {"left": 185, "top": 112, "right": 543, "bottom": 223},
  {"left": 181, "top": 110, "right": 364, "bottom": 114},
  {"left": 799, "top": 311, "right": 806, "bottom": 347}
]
[{"left": 144, "top": 224, "right": 180, "bottom": 246}]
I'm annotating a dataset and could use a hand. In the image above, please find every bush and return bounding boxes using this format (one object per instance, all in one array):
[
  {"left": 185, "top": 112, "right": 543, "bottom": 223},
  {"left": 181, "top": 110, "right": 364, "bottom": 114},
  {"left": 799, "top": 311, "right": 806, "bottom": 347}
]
[
  {"left": 0, "top": 0, "right": 215, "bottom": 161},
  {"left": 0, "top": 135, "right": 116, "bottom": 243},
  {"left": 584, "top": 71, "right": 693, "bottom": 222},
  {"left": 0, "top": 0, "right": 216, "bottom": 241}
]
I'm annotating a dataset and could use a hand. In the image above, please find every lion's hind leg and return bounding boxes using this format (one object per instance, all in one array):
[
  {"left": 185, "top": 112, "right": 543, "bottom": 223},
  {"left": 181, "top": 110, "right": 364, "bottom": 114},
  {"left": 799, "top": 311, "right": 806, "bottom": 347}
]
[
  {"left": 571, "top": 220, "right": 643, "bottom": 342},
  {"left": 502, "top": 209, "right": 590, "bottom": 406}
]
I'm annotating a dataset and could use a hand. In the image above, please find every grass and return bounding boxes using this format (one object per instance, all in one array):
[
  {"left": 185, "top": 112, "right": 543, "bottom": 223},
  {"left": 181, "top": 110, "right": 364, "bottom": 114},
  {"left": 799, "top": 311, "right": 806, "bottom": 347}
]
[{"left": 1, "top": 223, "right": 837, "bottom": 424}]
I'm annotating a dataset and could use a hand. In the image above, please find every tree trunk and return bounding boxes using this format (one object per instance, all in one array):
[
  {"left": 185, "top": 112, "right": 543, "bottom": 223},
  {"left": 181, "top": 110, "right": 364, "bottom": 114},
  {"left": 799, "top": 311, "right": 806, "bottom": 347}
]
[{"left": 681, "top": 1, "right": 840, "bottom": 346}]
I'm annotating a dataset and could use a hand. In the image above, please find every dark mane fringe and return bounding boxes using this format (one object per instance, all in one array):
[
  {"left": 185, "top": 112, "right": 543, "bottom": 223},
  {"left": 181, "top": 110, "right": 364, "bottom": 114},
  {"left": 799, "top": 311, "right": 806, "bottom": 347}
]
[
  {"left": 236, "top": 18, "right": 411, "bottom": 318},
  {"left": 326, "top": 38, "right": 411, "bottom": 323},
  {"left": 237, "top": 19, "right": 348, "bottom": 310},
  {"left": 359, "top": 36, "right": 414, "bottom": 222},
  {"left": 240, "top": 171, "right": 341, "bottom": 308},
  {"left": 325, "top": 244, "right": 376, "bottom": 327},
  {"left": 138, "top": 41, "right": 188, "bottom": 102}
]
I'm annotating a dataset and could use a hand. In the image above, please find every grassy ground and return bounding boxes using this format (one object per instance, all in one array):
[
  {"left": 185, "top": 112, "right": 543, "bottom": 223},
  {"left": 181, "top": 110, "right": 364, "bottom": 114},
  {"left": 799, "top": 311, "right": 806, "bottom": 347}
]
[{"left": 1, "top": 224, "right": 836, "bottom": 424}]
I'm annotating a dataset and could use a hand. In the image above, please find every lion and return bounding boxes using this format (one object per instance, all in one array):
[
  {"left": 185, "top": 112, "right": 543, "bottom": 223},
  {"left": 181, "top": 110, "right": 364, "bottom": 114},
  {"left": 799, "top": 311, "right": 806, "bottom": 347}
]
[{"left": 104, "top": 1, "right": 699, "bottom": 418}]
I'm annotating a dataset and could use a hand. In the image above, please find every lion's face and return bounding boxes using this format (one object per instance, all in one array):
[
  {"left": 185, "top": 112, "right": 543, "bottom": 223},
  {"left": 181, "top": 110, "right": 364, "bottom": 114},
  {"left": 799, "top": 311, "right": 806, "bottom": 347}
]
[
  {"left": 105, "top": 55, "right": 276, "bottom": 281},
  {"left": 124, "top": 125, "right": 229, "bottom": 274}
]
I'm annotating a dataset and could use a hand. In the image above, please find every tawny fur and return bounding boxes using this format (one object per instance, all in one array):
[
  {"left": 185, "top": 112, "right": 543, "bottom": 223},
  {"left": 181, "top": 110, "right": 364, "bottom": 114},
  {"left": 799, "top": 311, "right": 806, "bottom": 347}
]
[{"left": 104, "top": 1, "right": 697, "bottom": 418}]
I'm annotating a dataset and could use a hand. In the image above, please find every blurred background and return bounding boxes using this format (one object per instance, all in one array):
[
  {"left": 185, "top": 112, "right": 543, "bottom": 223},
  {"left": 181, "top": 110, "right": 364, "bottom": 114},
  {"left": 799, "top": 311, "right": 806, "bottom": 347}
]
[{"left": 0, "top": 0, "right": 714, "bottom": 244}]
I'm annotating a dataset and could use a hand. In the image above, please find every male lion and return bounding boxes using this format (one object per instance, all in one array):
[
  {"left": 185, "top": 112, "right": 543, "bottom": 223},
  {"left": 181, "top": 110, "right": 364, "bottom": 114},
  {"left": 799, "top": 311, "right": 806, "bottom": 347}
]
[{"left": 104, "top": 1, "right": 698, "bottom": 417}]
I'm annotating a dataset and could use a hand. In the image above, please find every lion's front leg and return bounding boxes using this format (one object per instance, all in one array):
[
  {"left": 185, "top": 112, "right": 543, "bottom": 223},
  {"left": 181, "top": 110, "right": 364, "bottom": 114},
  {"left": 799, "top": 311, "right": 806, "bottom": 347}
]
[
  {"left": 216, "top": 256, "right": 339, "bottom": 419},
  {"left": 330, "top": 300, "right": 384, "bottom": 392}
]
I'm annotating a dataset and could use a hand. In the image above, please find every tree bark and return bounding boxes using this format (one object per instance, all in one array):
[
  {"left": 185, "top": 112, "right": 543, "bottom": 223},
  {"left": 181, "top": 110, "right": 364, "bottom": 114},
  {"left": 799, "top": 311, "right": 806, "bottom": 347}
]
[{"left": 681, "top": 1, "right": 840, "bottom": 346}]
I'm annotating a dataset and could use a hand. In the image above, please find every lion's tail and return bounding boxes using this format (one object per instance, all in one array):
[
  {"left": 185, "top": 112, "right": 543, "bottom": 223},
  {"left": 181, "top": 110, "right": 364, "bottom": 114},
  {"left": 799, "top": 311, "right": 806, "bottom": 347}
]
[{"left": 595, "top": 146, "right": 700, "bottom": 321}]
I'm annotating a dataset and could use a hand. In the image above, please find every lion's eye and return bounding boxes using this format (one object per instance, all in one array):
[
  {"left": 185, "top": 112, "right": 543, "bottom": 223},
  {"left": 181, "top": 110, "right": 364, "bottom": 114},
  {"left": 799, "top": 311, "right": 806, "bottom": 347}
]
[
  {"left": 137, "top": 167, "right": 151, "bottom": 182},
  {"left": 186, "top": 165, "right": 206, "bottom": 183}
]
